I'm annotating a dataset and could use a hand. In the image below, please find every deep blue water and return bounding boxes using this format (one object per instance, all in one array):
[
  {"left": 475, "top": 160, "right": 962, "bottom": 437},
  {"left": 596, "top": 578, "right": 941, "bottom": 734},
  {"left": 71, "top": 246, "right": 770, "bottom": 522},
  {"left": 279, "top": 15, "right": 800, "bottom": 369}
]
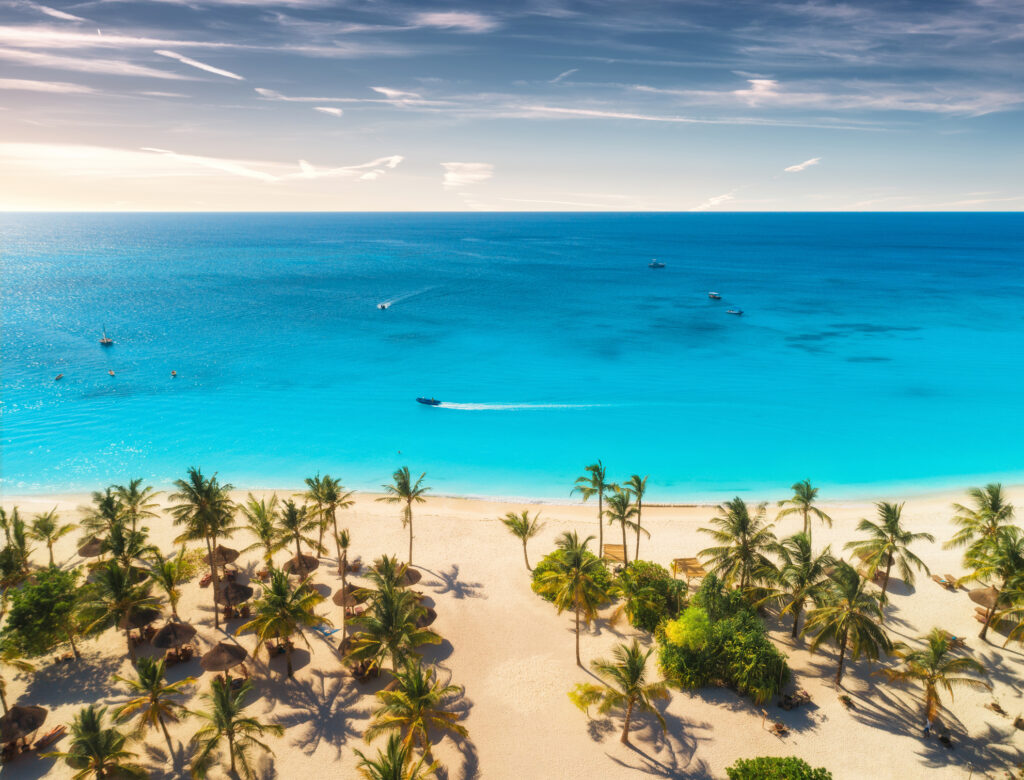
[{"left": 2, "top": 212, "right": 1023, "bottom": 501}]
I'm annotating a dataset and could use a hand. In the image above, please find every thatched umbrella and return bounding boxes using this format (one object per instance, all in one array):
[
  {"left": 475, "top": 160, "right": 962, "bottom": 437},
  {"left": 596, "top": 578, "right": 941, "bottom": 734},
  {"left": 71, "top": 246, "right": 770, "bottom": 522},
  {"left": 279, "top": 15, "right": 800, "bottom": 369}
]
[
  {"left": 283, "top": 553, "right": 319, "bottom": 576},
  {"left": 416, "top": 606, "right": 437, "bottom": 628},
  {"left": 118, "top": 606, "right": 162, "bottom": 631},
  {"left": 401, "top": 568, "right": 422, "bottom": 587},
  {"left": 214, "top": 581, "right": 254, "bottom": 607},
  {"left": 0, "top": 705, "right": 47, "bottom": 745},
  {"left": 969, "top": 586, "right": 1000, "bottom": 610},
  {"left": 332, "top": 583, "right": 367, "bottom": 608},
  {"left": 207, "top": 544, "right": 240, "bottom": 568},
  {"left": 200, "top": 642, "right": 248, "bottom": 673},
  {"left": 152, "top": 621, "right": 198, "bottom": 649},
  {"left": 77, "top": 536, "right": 104, "bottom": 558}
]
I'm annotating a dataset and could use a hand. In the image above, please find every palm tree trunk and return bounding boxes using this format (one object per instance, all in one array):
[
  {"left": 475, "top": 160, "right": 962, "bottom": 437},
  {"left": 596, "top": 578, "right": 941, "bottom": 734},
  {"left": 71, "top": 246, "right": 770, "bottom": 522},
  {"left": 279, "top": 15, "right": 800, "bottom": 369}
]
[
  {"left": 317, "top": 505, "right": 325, "bottom": 549},
  {"left": 205, "top": 534, "right": 220, "bottom": 630},
  {"left": 980, "top": 605, "right": 994, "bottom": 640},
  {"left": 803, "top": 507, "right": 810, "bottom": 539},
  {"left": 295, "top": 535, "right": 302, "bottom": 561},
  {"left": 522, "top": 542, "right": 531, "bottom": 572},
  {"left": 620, "top": 520, "right": 629, "bottom": 566},
  {"left": 790, "top": 606, "right": 801, "bottom": 638},
  {"left": 1, "top": 686, "right": 8, "bottom": 715},
  {"left": 620, "top": 698, "right": 635, "bottom": 744},
  {"left": 881, "top": 554, "right": 894, "bottom": 599},
  {"left": 285, "top": 644, "right": 294, "bottom": 678},
  {"left": 227, "top": 731, "right": 236, "bottom": 774},
  {"left": 597, "top": 493, "right": 603, "bottom": 553},
  {"left": 333, "top": 516, "right": 342, "bottom": 574},
  {"left": 47, "top": 542, "right": 54, "bottom": 567},
  {"left": 835, "top": 629, "right": 848, "bottom": 685},
  {"left": 635, "top": 503, "right": 642, "bottom": 560},
  {"left": 407, "top": 503, "right": 414, "bottom": 566},
  {"left": 68, "top": 631, "right": 81, "bottom": 660},
  {"left": 126, "top": 628, "right": 135, "bottom": 662},
  {"left": 575, "top": 605, "right": 582, "bottom": 667}
]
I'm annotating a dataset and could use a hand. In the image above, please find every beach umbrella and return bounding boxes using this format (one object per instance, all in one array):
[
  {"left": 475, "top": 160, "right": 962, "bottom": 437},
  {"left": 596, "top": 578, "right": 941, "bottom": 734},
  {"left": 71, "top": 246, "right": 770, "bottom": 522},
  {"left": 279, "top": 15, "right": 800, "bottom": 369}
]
[
  {"left": 416, "top": 606, "right": 437, "bottom": 628},
  {"left": 215, "top": 581, "right": 254, "bottom": 606},
  {"left": 332, "top": 583, "right": 367, "bottom": 608},
  {"left": 152, "top": 621, "right": 198, "bottom": 649},
  {"left": 401, "top": 568, "right": 422, "bottom": 586},
  {"left": 118, "top": 606, "right": 162, "bottom": 631},
  {"left": 200, "top": 642, "right": 248, "bottom": 673},
  {"left": 0, "top": 705, "right": 47, "bottom": 745},
  {"left": 207, "top": 544, "right": 240, "bottom": 568},
  {"left": 77, "top": 536, "right": 104, "bottom": 558},
  {"left": 283, "top": 553, "right": 319, "bottom": 576},
  {"left": 969, "top": 586, "right": 1000, "bottom": 610}
]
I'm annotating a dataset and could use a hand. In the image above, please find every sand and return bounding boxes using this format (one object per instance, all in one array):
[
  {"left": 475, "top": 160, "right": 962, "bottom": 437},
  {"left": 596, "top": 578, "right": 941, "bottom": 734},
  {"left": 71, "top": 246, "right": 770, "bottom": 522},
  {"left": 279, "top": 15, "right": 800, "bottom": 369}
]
[{"left": 3, "top": 486, "right": 1023, "bottom": 779}]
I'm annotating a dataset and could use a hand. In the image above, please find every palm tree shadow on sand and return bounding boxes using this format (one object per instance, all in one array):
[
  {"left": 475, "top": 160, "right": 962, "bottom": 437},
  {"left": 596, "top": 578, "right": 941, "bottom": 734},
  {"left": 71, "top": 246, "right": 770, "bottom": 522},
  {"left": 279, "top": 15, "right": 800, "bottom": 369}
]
[
  {"left": 260, "top": 669, "right": 366, "bottom": 757},
  {"left": 420, "top": 565, "right": 486, "bottom": 600},
  {"left": 601, "top": 707, "right": 713, "bottom": 779}
]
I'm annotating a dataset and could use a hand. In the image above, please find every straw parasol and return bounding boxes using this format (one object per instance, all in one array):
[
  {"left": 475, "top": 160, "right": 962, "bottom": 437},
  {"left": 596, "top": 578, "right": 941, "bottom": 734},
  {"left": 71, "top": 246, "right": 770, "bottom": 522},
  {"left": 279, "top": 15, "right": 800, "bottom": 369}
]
[
  {"left": 969, "top": 586, "right": 1000, "bottom": 610},
  {"left": 0, "top": 705, "right": 47, "bottom": 745},
  {"left": 283, "top": 553, "right": 319, "bottom": 576},
  {"left": 200, "top": 642, "right": 248, "bottom": 673},
  {"left": 207, "top": 544, "right": 240, "bottom": 568},
  {"left": 416, "top": 606, "right": 437, "bottom": 628},
  {"left": 77, "top": 536, "right": 104, "bottom": 558},
  {"left": 215, "top": 581, "right": 254, "bottom": 606},
  {"left": 118, "top": 606, "right": 162, "bottom": 631},
  {"left": 332, "top": 583, "right": 367, "bottom": 608},
  {"left": 401, "top": 567, "right": 422, "bottom": 586},
  {"left": 152, "top": 621, "right": 198, "bottom": 649}
]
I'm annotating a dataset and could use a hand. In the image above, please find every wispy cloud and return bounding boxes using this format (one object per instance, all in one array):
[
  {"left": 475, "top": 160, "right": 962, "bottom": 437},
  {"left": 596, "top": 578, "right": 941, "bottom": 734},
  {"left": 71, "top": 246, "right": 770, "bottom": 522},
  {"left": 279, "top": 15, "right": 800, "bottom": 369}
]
[
  {"left": 0, "top": 47, "right": 189, "bottom": 79},
  {"left": 26, "top": 3, "right": 88, "bottom": 22},
  {"left": 442, "top": 162, "right": 494, "bottom": 189},
  {"left": 691, "top": 192, "right": 735, "bottom": 211},
  {"left": 550, "top": 68, "right": 577, "bottom": 83},
  {"left": 0, "top": 77, "right": 95, "bottom": 93},
  {"left": 313, "top": 106, "right": 343, "bottom": 117},
  {"left": 412, "top": 11, "right": 499, "bottom": 33},
  {"left": 784, "top": 157, "right": 821, "bottom": 173},
  {"left": 154, "top": 49, "right": 244, "bottom": 80},
  {"left": 140, "top": 147, "right": 402, "bottom": 182}
]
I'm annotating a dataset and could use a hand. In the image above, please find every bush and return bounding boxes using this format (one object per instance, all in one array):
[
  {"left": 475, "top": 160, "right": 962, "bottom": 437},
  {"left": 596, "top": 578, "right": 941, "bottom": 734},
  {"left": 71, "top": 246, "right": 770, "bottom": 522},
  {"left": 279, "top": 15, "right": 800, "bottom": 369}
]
[
  {"left": 531, "top": 548, "right": 612, "bottom": 603},
  {"left": 658, "top": 575, "right": 789, "bottom": 704},
  {"left": 614, "top": 560, "right": 687, "bottom": 633},
  {"left": 2, "top": 566, "right": 81, "bottom": 657},
  {"left": 726, "top": 756, "right": 832, "bottom": 780}
]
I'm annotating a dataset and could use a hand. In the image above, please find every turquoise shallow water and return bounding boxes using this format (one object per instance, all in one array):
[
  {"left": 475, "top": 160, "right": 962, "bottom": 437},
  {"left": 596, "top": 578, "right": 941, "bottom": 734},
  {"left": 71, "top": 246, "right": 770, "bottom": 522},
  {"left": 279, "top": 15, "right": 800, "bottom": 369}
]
[{"left": 2, "top": 212, "right": 1022, "bottom": 501}]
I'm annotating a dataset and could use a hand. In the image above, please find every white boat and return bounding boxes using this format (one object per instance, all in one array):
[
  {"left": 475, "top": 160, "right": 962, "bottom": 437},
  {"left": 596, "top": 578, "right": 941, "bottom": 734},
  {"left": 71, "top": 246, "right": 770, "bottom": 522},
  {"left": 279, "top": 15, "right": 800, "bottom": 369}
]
[
  {"left": 708, "top": 292, "right": 721, "bottom": 300},
  {"left": 648, "top": 259, "right": 665, "bottom": 269},
  {"left": 378, "top": 303, "right": 390, "bottom": 310}
]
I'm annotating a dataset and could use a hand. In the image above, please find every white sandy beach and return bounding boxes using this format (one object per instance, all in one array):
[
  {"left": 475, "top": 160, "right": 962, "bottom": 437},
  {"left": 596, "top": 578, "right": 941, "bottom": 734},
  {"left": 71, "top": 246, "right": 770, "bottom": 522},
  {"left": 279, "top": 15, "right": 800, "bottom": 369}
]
[{"left": 3, "top": 486, "right": 1024, "bottom": 779}]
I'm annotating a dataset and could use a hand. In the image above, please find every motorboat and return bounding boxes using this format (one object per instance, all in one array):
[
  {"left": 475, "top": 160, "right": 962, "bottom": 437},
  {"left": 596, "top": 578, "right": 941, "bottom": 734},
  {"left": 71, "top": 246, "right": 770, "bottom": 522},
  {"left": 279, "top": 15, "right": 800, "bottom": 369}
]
[
  {"left": 378, "top": 303, "right": 390, "bottom": 310},
  {"left": 54, "top": 374, "right": 63, "bottom": 381},
  {"left": 108, "top": 369, "right": 116, "bottom": 376},
  {"left": 726, "top": 309, "right": 743, "bottom": 316},
  {"left": 171, "top": 370, "right": 177, "bottom": 378},
  {"left": 648, "top": 259, "right": 665, "bottom": 269},
  {"left": 708, "top": 292, "right": 721, "bottom": 300},
  {"left": 416, "top": 397, "right": 441, "bottom": 406}
]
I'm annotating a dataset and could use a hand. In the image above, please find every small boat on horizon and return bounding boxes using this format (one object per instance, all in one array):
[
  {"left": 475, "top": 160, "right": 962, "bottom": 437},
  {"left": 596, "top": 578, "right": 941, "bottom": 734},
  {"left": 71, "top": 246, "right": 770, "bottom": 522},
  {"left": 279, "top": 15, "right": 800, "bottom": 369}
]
[
  {"left": 648, "top": 259, "right": 665, "bottom": 269},
  {"left": 416, "top": 397, "right": 441, "bottom": 406},
  {"left": 108, "top": 369, "right": 116, "bottom": 376},
  {"left": 726, "top": 309, "right": 743, "bottom": 316},
  {"left": 378, "top": 303, "right": 390, "bottom": 310},
  {"left": 54, "top": 374, "right": 63, "bottom": 381},
  {"left": 99, "top": 327, "right": 113, "bottom": 346},
  {"left": 708, "top": 292, "right": 721, "bottom": 300},
  {"left": 171, "top": 370, "right": 177, "bottom": 377}
]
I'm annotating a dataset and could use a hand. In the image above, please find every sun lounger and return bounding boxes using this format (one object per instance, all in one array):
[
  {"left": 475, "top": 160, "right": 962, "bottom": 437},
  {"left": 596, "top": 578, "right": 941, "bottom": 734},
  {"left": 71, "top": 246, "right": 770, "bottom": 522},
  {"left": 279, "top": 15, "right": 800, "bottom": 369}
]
[
  {"left": 312, "top": 624, "right": 339, "bottom": 638},
  {"left": 672, "top": 557, "right": 708, "bottom": 580},
  {"left": 199, "top": 572, "right": 213, "bottom": 588},
  {"left": 32, "top": 725, "right": 66, "bottom": 751},
  {"left": 944, "top": 574, "right": 959, "bottom": 589},
  {"left": 345, "top": 603, "right": 368, "bottom": 618},
  {"left": 939, "top": 630, "right": 967, "bottom": 649},
  {"left": 932, "top": 574, "right": 955, "bottom": 590},
  {"left": 602, "top": 544, "right": 626, "bottom": 564}
]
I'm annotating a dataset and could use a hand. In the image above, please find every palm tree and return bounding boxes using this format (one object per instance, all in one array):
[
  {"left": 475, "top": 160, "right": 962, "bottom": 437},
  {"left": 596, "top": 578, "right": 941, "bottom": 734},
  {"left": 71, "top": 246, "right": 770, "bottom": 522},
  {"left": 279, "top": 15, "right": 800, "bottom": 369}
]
[
  {"left": 961, "top": 525, "right": 1024, "bottom": 641},
  {"left": 604, "top": 485, "right": 638, "bottom": 565},
  {"left": 102, "top": 518, "right": 157, "bottom": 571},
  {"left": 777, "top": 479, "right": 832, "bottom": 543},
  {"left": 237, "top": 568, "right": 326, "bottom": 677},
  {"left": 378, "top": 467, "right": 431, "bottom": 566},
  {"left": 303, "top": 473, "right": 328, "bottom": 548},
  {"left": 46, "top": 705, "right": 145, "bottom": 778},
  {"left": 354, "top": 733, "right": 439, "bottom": 780},
  {"left": 240, "top": 493, "right": 285, "bottom": 567},
  {"left": 346, "top": 584, "right": 440, "bottom": 673},
  {"left": 148, "top": 549, "right": 189, "bottom": 620},
  {"left": 314, "top": 475, "right": 355, "bottom": 573},
  {"left": 500, "top": 511, "right": 545, "bottom": 571},
  {"left": 882, "top": 628, "right": 989, "bottom": 733},
  {"left": 572, "top": 460, "right": 609, "bottom": 555},
  {"left": 534, "top": 531, "right": 610, "bottom": 666},
  {"left": 189, "top": 677, "right": 283, "bottom": 780},
  {"left": 761, "top": 533, "right": 836, "bottom": 638},
  {"left": 364, "top": 660, "right": 468, "bottom": 764},
  {"left": 77, "top": 560, "right": 162, "bottom": 661},
  {"left": 845, "top": 502, "right": 934, "bottom": 601},
  {"left": 608, "top": 565, "right": 667, "bottom": 629},
  {"left": 0, "top": 642, "right": 34, "bottom": 715},
  {"left": 946, "top": 483, "right": 1016, "bottom": 561},
  {"left": 337, "top": 528, "right": 353, "bottom": 642},
  {"left": 29, "top": 507, "right": 75, "bottom": 567},
  {"left": 114, "top": 478, "right": 161, "bottom": 533},
  {"left": 276, "top": 499, "right": 322, "bottom": 562},
  {"left": 569, "top": 639, "right": 668, "bottom": 745},
  {"left": 699, "top": 497, "right": 776, "bottom": 590},
  {"left": 113, "top": 656, "right": 195, "bottom": 754},
  {"left": 803, "top": 562, "right": 892, "bottom": 685},
  {"left": 81, "top": 487, "right": 123, "bottom": 538},
  {"left": 0, "top": 508, "right": 33, "bottom": 580},
  {"left": 169, "top": 467, "right": 237, "bottom": 630},
  {"left": 624, "top": 474, "right": 650, "bottom": 560}
]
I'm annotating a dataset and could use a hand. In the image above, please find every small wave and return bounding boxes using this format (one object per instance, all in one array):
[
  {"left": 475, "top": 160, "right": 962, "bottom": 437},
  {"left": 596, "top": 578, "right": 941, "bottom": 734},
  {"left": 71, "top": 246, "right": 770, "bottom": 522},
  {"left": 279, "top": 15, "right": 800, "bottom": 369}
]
[
  {"left": 437, "top": 402, "right": 608, "bottom": 411},
  {"left": 378, "top": 286, "right": 436, "bottom": 309}
]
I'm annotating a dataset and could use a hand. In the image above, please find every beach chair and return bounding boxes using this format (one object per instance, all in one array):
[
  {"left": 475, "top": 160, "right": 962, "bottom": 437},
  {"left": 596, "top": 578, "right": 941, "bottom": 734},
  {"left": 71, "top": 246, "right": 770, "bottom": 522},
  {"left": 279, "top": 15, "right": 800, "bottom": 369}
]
[
  {"left": 672, "top": 557, "right": 708, "bottom": 581},
  {"left": 345, "top": 603, "right": 369, "bottom": 619},
  {"left": 312, "top": 624, "right": 339, "bottom": 639},
  {"left": 602, "top": 544, "right": 626, "bottom": 564},
  {"left": 932, "top": 574, "right": 955, "bottom": 590},
  {"left": 944, "top": 574, "right": 959, "bottom": 589},
  {"left": 32, "top": 725, "right": 66, "bottom": 752}
]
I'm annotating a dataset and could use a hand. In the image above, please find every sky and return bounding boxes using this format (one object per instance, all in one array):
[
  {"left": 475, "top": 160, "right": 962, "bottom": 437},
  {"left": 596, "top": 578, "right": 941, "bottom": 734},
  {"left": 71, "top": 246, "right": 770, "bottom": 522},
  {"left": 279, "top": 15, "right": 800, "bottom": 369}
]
[{"left": 0, "top": 0, "right": 1021, "bottom": 211}]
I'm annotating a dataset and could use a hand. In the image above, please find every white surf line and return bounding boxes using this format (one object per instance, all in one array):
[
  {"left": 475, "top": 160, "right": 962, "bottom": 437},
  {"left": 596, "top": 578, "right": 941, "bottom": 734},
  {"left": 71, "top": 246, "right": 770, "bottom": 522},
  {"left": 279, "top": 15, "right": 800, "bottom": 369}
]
[{"left": 377, "top": 285, "right": 437, "bottom": 309}]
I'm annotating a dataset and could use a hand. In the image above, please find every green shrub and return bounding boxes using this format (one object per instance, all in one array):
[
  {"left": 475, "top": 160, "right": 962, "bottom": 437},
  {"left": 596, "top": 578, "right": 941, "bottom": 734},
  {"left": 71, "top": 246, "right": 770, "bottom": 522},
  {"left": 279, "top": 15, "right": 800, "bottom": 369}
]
[
  {"left": 613, "top": 560, "right": 687, "bottom": 632},
  {"left": 726, "top": 756, "right": 832, "bottom": 780},
  {"left": 664, "top": 605, "right": 711, "bottom": 649},
  {"left": 531, "top": 548, "right": 612, "bottom": 602},
  {"left": 2, "top": 566, "right": 82, "bottom": 657}
]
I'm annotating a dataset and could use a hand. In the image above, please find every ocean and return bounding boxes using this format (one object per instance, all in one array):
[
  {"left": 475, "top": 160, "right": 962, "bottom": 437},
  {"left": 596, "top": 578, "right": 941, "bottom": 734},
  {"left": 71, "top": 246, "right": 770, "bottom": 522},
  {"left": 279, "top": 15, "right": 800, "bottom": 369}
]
[{"left": 2, "top": 212, "right": 1022, "bottom": 502}]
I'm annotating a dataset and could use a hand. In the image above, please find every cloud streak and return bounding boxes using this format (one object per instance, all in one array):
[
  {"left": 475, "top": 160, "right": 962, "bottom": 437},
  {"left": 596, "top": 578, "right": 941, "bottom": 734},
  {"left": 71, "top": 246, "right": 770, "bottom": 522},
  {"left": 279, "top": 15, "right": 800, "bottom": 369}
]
[
  {"left": 442, "top": 162, "right": 494, "bottom": 189},
  {"left": 412, "top": 11, "right": 499, "bottom": 33},
  {"left": 784, "top": 157, "right": 821, "bottom": 173},
  {"left": 0, "top": 77, "right": 95, "bottom": 93}
]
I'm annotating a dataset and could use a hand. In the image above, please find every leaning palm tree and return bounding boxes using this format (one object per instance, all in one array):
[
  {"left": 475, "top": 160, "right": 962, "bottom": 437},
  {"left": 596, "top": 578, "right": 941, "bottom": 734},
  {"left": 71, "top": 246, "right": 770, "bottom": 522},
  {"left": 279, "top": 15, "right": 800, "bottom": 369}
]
[
  {"left": 148, "top": 549, "right": 190, "bottom": 620},
  {"left": 189, "top": 677, "right": 283, "bottom": 780},
  {"left": 364, "top": 660, "right": 468, "bottom": 764},
  {"left": 604, "top": 485, "right": 638, "bottom": 565},
  {"left": 377, "top": 467, "right": 431, "bottom": 566},
  {"left": 534, "top": 531, "right": 610, "bottom": 666},
  {"left": 946, "top": 483, "right": 1016, "bottom": 561},
  {"left": 882, "top": 628, "right": 989, "bottom": 733},
  {"left": 303, "top": 473, "right": 328, "bottom": 548},
  {"left": 114, "top": 478, "right": 161, "bottom": 533},
  {"left": 77, "top": 560, "right": 162, "bottom": 661},
  {"left": 624, "top": 474, "right": 650, "bottom": 560},
  {"left": 803, "top": 562, "right": 891, "bottom": 685},
  {"left": 239, "top": 493, "right": 285, "bottom": 567},
  {"left": 777, "top": 479, "right": 832, "bottom": 543},
  {"left": 169, "top": 467, "right": 237, "bottom": 630},
  {"left": 699, "top": 497, "right": 776, "bottom": 590},
  {"left": 345, "top": 584, "right": 441, "bottom": 673},
  {"left": 500, "top": 510, "right": 545, "bottom": 571},
  {"left": 354, "top": 733, "right": 439, "bottom": 780},
  {"left": 961, "top": 525, "right": 1024, "bottom": 640},
  {"left": 845, "top": 502, "right": 934, "bottom": 601},
  {"left": 113, "top": 656, "right": 195, "bottom": 754},
  {"left": 318, "top": 475, "right": 354, "bottom": 573},
  {"left": 29, "top": 507, "right": 75, "bottom": 567},
  {"left": 276, "top": 499, "right": 322, "bottom": 562},
  {"left": 0, "top": 641, "right": 34, "bottom": 715},
  {"left": 572, "top": 460, "right": 609, "bottom": 555},
  {"left": 237, "top": 568, "right": 326, "bottom": 678},
  {"left": 760, "top": 533, "right": 836, "bottom": 638},
  {"left": 569, "top": 639, "right": 669, "bottom": 745},
  {"left": 45, "top": 704, "right": 146, "bottom": 779}
]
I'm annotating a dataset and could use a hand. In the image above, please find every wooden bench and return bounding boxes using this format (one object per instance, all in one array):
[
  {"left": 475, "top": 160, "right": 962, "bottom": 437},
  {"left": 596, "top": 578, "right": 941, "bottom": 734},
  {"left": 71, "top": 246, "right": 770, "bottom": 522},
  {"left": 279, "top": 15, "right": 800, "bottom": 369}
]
[
  {"left": 602, "top": 545, "right": 626, "bottom": 564},
  {"left": 672, "top": 557, "right": 708, "bottom": 580}
]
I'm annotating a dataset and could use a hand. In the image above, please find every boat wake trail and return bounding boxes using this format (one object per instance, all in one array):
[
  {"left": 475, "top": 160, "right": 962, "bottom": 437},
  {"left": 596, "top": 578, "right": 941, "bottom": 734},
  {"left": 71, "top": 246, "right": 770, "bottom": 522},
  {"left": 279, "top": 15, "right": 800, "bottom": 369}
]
[
  {"left": 437, "top": 402, "right": 608, "bottom": 411},
  {"left": 378, "top": 286, "right": 436, "bottom": 309}
]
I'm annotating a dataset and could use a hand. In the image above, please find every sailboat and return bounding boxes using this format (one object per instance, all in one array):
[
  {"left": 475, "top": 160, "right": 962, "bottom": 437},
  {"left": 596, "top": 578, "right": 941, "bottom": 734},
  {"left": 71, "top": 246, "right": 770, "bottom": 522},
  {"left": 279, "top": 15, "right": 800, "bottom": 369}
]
[{"left": 99, "top": 325, "right": 113, "bottom": 346}]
